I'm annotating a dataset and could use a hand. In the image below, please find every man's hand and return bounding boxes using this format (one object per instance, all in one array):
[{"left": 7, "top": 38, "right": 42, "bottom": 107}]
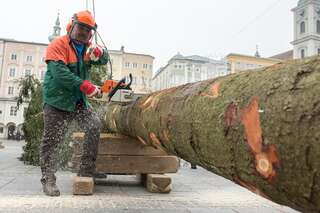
[
  {"left": 80, "top": 80, "right": 101, "bottom": 98},
  {"left": 87, "top": 44, "right": 104, "bottom": 62}
]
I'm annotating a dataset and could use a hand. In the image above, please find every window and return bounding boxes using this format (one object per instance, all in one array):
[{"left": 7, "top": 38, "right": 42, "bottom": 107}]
[
  {"left": 0, "top": 127, "right": 3, "bottom": 134},
  {"left": 132, "top": 63, "right": 138, "bottom": 68},
  {"left": 10, "top": 106, "right": 17, "bottom": 116},
  {"left": 317, "top": 20, "right": 320, "bottom": 34},
  {"left": 125, "top": 62, "right": 130, "bottom": 68},
  {"left": 11, "top": 54, "right": 17, "bottom": 60},
  {"left": 8, "top": 87, "right": 14, "bottom": 95},
  {"left": 301, "top": 49, "right": 305, "bottom": 58},
  {"left": 318, "top": 48, "right": 320, "bottom": 55},
  {"left": 9, "top": 68, "right": 15, "bottom": 77},
  {"left": 41, "top": 57, "right": 46, "bottom": 63},
  {"left": 26, "top": 56, "right": 32, "bottom": 62},
  {"left": 0, "top": 110, "right": 2, "bottom": 114},
  {"left": 141, "top": 77, "right": 146, "bottom": 85},
  {"left": 143, "top": 64, "right": 148, "bottom": 69},
  {"left": 149, "top": 65, "right": 153, "bottom": 70},
  {"left": 132, "top": 76, "right": 137, "bottom": 85},
  {"left": 300, "top": 21, "right": 306, "bottom": 34},
  {"left": 25, "top": 69, "right": 31, "bottom": 77}
]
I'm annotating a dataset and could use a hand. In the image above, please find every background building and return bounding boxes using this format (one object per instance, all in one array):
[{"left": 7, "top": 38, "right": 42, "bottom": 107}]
[
  {"left": 109, "top": 46, "right": 154, "bottom": 94},
  {"left": 152, "top": 53, "right": 229, "bottom": 91},
  {"left": 0, "top": 38, "right": 47, "bottom": 139},
  {"left": 226, "top": 53, "right": 282, "bottom": 74},
  {"left": 292, "top": 0, "right": 320, "bottom": 59}
]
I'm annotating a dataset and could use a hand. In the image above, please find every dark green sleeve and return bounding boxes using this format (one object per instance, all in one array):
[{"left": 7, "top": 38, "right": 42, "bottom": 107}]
[
  {"left": 48, "top": 61, "right": 83, "bottom": 91},
  {"left": 89, "top": 49, "right": 110, "bottom": 66}
]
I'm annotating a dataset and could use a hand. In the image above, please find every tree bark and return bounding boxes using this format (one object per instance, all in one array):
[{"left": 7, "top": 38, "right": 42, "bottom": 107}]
[{"left": 103, "top": 57, "right": 320, "bottom": 212}]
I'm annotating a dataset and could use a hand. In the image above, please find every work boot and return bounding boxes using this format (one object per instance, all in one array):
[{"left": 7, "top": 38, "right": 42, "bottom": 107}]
[{"left": 41, "top": 178, "right": 60, "bottom": 197}]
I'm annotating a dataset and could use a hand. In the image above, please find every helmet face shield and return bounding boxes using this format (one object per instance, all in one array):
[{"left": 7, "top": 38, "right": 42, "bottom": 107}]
[{"left": 69, "top": 22, "right": 94, "bottom": 44}]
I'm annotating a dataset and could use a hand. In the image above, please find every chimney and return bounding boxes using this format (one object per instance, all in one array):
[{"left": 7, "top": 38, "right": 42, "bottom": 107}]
[{"left": 120, "top": 45, "right": 125, "bottom": 52}]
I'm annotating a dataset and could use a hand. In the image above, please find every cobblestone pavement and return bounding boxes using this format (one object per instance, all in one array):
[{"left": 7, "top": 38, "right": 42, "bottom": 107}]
[{"left": 0, "top": 140, "right": 299, "bottom": 213}]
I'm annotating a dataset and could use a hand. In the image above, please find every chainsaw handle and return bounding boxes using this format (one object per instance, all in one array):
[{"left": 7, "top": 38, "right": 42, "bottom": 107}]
[
  {"left": 107, "top": 73, "right": 133, "bottom": 101},
  {"left": 107, "top": 77, "right": 126, "bottom": 100},
  {"left": 126, "top": 73, "right": 133, "bottom": 89}
]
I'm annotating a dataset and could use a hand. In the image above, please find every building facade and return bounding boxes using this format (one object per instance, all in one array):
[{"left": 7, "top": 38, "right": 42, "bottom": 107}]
[
  {"left": 109, "top": 46, "right": 154, "bottom": 94},
  {"left": 152, "top": 53, "right": 229, "bottom": 91},
  {"left": 0, "top": 38, "right": 48, "bottom": 139},
  {"left": 292, "top": 0, "right": 320, "bottom": 59},
  {"left": 225, "top": 53, "right": 281, "bottom": 74}
]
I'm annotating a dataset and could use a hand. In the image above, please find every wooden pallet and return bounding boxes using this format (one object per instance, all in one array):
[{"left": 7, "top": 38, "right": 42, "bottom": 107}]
[{"left": 71, "top": 132, "right": 179, "bottom": 195}]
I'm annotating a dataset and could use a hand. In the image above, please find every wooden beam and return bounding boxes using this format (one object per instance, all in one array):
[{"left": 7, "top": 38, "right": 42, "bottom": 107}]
[{"left": 72, "top": 155, "right": 179, "bottom": 174}]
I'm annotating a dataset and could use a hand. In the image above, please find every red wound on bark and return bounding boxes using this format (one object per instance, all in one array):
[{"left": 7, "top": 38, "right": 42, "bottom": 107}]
[
  {"left": 255, "top": 153, "right": 273, "bottom": 179},
  {"left": 141, "top": 93, "right": 162, "bottom": 111},
  {"left": 200, "top": 82, "right": 220, "bottom": 98},
  {"left": 211, "top": 82, "right": 220, "bottom": 98},
  {"left": 142, "top": 96, "right": 153, "bottom": 107},
  {"left": 150, "top": 132, "right": 162, "bottom": 148},
  {"left": 137, "top": 136, "right": 147, "bottom": 146},
  {"left": 240, "top": 97, "right": 263, "bottom": 154},
  {"left": 240, "top": 97, "right": 279, "bottom": 182},
  {"left": 265, "top": 144, "right": 280, "bottom": 167}
]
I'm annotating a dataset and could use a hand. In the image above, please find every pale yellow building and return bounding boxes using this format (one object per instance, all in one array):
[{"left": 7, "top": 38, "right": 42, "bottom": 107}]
[
  {"left": 226, "top": 53, "right": 282, "bottom": 74},
  {"left": 0, "top": 38, "right": 47, "bottom": 139},
  {"left": 109, "top": 46, "right": 154, "bottom": 94}
]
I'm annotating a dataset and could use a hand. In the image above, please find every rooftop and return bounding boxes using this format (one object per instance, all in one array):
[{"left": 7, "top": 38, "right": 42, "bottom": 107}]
[
  {"left": 0, "top": 38, "right": 48, "bottom": 47},
  {"left": 226, "top": 53, "right": 283, "bottom": 62},
  {"left": 269, "top": 50, "right": 293, "bottom": 61},
  {"left": 153, "top": 53, "right": 226, "bottom": 79}
]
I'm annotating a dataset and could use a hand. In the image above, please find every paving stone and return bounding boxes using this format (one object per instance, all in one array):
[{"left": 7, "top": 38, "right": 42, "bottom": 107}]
[{"left": 0, "top": 140, "right": 299, "bottom": 213}]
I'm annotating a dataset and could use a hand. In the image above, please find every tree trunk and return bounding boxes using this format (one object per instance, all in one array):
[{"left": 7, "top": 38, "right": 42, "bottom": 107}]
[{"left": 103, "top": 57, "right": 320, "bottom": 212}]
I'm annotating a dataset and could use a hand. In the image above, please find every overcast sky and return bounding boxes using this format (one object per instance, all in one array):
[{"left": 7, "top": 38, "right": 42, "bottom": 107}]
[{"left": 0, "top": 0, "right": 297, "bottom": 73}]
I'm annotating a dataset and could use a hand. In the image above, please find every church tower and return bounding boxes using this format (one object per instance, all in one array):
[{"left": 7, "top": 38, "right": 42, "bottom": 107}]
[
  {"left": 48, "top": 12, "right": 61, "bottom": 42},
  {"left": 292, "top": 0, "right": 320, "bottom": 59}
]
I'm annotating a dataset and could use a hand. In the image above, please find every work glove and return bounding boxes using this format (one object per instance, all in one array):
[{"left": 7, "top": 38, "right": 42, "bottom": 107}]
[
  {"left": 87, "top": 44, "right": 104, "bottom": 62},
  {"left": 80, "top": 80, "right": 101, "bottom": 98}
]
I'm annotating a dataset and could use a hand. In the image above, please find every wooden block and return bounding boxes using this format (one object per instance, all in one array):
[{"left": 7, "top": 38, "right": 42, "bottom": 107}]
[
  {"left": 72, "top": 132, "right": 85, "bottom": 140},
  {"left": 72, "top": 176, "right": 94, "bottom": 195},
  {"left": 145, "top": 174, "right": 172, "bottom": 193},
  {"left": 94, "top": 155, "right": 179, "bottom": 174}
]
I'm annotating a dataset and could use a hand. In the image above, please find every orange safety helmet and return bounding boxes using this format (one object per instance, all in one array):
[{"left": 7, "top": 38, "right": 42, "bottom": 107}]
[{"left": 67, "top": 10, "right": 97, "bottom": 32}]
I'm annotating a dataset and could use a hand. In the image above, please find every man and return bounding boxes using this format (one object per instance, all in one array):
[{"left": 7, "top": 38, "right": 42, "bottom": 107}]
[{"left": 40, "top": 10, "right": 109, "bottom": 196}]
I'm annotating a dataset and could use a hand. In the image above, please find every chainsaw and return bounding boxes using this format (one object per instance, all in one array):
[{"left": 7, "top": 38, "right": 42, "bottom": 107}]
[{"left": 100, "top": 73, "right": 135, "bottom": 103}]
